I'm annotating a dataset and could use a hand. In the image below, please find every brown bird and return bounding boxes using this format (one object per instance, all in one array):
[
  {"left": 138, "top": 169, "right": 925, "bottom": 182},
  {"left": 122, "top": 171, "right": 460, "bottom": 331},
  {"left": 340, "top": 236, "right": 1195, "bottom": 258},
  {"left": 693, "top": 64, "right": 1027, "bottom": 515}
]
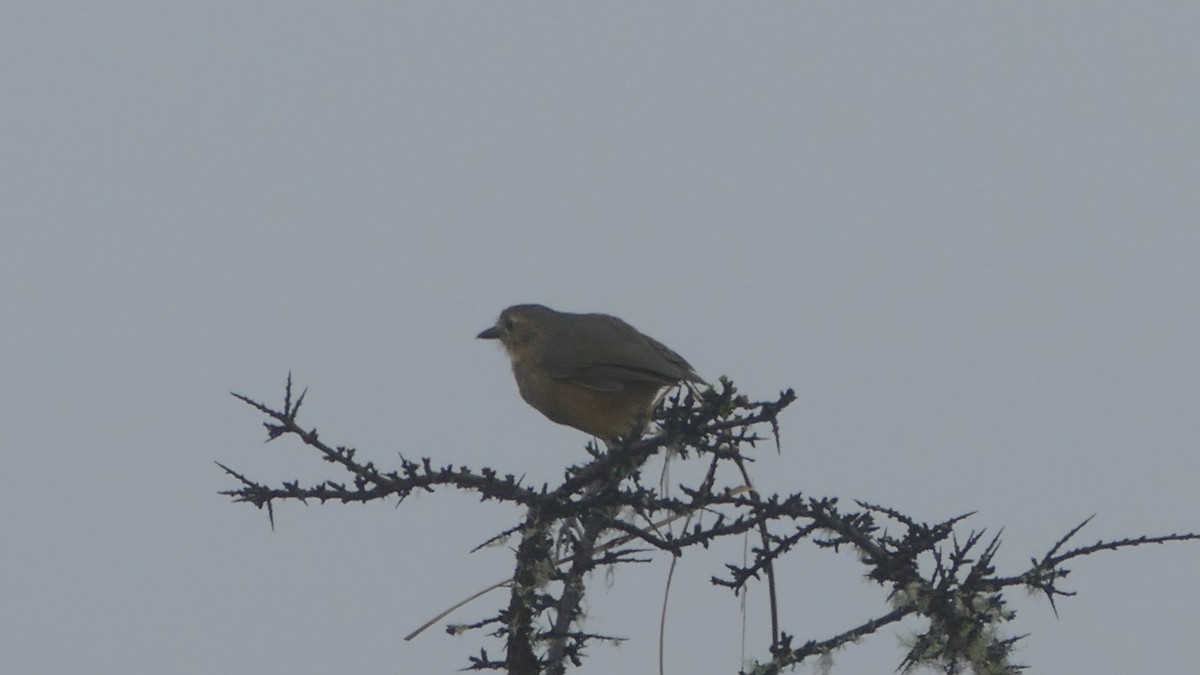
[{"left": 478, "top": 304, "right": 705, "bottom": 440}]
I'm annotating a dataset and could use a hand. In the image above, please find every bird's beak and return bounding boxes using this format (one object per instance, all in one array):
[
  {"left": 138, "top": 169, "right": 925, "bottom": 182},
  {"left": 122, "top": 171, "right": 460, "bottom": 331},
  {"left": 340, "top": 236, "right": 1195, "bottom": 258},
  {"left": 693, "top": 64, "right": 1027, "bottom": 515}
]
[{"left": 477, "top": 326, "right": 500, "bottom": 340}]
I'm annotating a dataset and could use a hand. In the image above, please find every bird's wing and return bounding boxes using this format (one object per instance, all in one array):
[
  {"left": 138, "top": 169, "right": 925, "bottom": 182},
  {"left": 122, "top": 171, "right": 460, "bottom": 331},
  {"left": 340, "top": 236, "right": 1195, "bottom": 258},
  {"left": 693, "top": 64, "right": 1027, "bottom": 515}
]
[{"left": 540, "top": 316, "right": 701, "bottom": 391}]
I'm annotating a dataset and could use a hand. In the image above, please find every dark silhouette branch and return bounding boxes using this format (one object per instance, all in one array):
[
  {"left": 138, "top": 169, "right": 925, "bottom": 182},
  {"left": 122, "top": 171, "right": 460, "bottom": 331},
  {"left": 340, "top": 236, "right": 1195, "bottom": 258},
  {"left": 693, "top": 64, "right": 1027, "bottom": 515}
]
[{"left": 220, "top": 374, "right": 1200, "bottom": 675}]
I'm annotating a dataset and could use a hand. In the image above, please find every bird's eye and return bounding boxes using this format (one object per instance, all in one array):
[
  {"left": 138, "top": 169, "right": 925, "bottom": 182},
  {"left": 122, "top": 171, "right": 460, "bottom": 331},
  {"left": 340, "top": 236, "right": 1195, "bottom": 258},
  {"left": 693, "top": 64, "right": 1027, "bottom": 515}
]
[{"left": 502, "top": 317, "right": 515, "bottom": 331}]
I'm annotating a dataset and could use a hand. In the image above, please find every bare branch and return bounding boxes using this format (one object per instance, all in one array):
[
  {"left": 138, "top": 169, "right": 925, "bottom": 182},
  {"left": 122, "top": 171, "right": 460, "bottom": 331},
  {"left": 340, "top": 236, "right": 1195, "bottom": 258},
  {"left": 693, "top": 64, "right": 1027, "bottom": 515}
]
[{"left": 220, "top": 375, "right": 1199, "bottom": 674}]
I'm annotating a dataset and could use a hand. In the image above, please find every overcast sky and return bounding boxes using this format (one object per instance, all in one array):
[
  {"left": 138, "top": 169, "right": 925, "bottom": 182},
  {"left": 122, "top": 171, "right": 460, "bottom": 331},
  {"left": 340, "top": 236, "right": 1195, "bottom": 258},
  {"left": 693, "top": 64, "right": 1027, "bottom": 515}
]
[{"left": 3, "top": 3, "right": 1198, "bottom": 674}]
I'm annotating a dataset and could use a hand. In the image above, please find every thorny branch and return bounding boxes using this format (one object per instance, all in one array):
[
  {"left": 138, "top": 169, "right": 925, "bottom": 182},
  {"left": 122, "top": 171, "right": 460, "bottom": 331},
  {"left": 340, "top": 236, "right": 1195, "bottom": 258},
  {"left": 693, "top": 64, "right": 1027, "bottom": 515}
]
[{"left": 220, "top": 374, "right": 1199, "bottom": 675}]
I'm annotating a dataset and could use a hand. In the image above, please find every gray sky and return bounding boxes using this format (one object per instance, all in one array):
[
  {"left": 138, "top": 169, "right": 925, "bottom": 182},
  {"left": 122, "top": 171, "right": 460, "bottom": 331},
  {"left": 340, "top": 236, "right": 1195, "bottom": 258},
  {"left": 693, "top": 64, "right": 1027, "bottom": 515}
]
[{"left": 3, "top": 3, "right": 1198, "bottom": 673}]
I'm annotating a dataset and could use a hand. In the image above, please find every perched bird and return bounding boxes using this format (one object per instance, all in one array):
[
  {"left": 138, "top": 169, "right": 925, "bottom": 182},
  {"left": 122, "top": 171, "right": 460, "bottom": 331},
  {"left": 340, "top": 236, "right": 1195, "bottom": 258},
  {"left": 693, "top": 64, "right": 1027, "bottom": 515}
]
[{"left": 478, "top": 304, "right": 704, "bottom": 440}]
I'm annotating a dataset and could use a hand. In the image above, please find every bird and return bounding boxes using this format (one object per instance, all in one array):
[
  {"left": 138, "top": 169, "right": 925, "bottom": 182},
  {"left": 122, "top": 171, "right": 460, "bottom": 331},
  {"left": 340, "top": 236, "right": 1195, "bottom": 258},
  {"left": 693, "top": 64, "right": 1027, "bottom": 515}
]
[{"left": 478, "top": 304, "right": 705, "bottom": 440}]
